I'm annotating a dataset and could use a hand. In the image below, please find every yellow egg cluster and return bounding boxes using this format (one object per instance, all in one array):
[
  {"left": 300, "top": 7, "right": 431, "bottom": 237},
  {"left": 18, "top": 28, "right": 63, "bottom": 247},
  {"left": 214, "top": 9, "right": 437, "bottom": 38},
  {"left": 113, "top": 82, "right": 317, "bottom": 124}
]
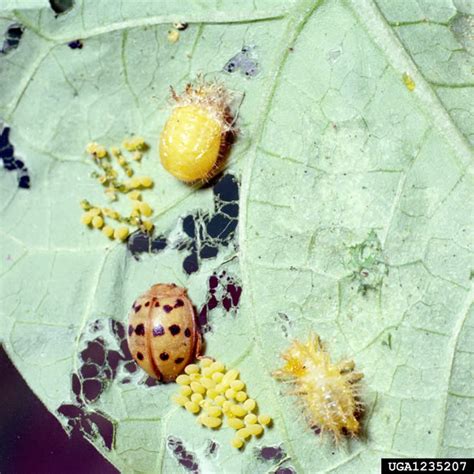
[
  {"left": 172, "top": 359, "right": 272, "bottom": 449},
  {"left": 80, "top": 138, "right": 155, "bottom": 241}
]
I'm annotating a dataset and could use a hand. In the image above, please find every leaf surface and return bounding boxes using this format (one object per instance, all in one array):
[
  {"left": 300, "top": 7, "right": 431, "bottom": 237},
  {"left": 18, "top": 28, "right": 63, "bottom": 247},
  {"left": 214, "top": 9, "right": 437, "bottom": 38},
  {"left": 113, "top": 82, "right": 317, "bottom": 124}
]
[{"left": 0, "top": 0, "right": 473, "bottom": 472}]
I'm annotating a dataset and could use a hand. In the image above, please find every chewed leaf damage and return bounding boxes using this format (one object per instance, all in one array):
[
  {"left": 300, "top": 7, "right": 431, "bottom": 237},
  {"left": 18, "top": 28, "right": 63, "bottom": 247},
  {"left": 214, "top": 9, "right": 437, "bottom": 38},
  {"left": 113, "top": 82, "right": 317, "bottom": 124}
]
[
  {"left": 198, "top": 270, "right": 242, "bottom": 332},
  {"left": 0, "top": 23, "right": 24, "bottom": 55},
  {"left": 0, "top": 125, "right": 30, "bottom": 189},
  {"left": 128, "top": 173, "right": 239, "bottom": 275}
]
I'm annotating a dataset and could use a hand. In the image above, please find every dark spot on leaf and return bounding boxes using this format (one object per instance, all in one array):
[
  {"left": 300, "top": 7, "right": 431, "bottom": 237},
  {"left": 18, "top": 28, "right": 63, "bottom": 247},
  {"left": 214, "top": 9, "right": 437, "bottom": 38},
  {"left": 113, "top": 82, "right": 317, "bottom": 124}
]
[
  {"left": 81, "top": 339, "right": 105, "bottom": 366},
  {"left": 80, "top": 364, "right": 99, "bottom": 379},
  {"left": 57, "top": 404, "right": 114, "bottom": 451},
  {"left": 182, "top": 215, "right": 195, "bottom": 237},
  {"left": 87, "top": 411, "right": 114, "bottom": 449},
  {"left": 209, "top": 275, "right": 219, "bottom": 289},
  {"left": 205, "top": 440, "right": 219, "bottom": 457},
  {"left": 49, "top": 0, "right": 74, "bottom": 15},
  {"left": 167, "top": 436, "right": 200, "bottom": 473},
  {"left": 128, "top": 174, "right": 239, "bottom": 275},
  {"left": 145, "top": 377, "right": 160, "bottom": 387},
  {"left": 0, "top": 125, "right": 31, "bottom": 189},
  {"left": 207, "top": 295, "right": 218, "bottom": 310},
  {"left": 198, "top": 271, "right": 242, "bottom": 332},
  {"left": 57, "top": 404, "right": 83, "bottom": 419},
  {"left": 107, "top": 351, "right": 121, "bottom": 371},
  {"left": 110, "top": 319, "right": 124, "bottom": 339},
  {"left": 1, "top": 23, "right": 24, "bottom": 55},
  {"left": 312, "top": 425, "right": 321, "bottom": 435},
  {"left": 124, "top": 361, "right": 137, "bottom": 373},
  {"left": 275, "top": 468, "right": 296, "bottom": 474},
  {"left": 82, "top": 379, "right": 103, "bottom": 403},
  {"left": 257, "top": 445, "right": 285, "bottom": 462},
  {"left": 68, "top": 39, "right": 83, "bottom": 49},
  {"left": 183, "top": 253, "right": 199, "bottom": 275},
  {"left": 72, "top": 373, "right": 81, "bottom": 397},
  {"left": 222, "top": 297, "right": 232, "bottom": 311},
  {"left": 200, "top": 245, "right": 218, "bottom": 259}
]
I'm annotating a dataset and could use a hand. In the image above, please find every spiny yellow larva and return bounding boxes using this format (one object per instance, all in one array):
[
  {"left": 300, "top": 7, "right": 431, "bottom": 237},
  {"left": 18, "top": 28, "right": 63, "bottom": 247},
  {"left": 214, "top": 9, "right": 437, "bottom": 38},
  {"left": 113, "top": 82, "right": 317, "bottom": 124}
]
[
  {"left": 273, "top": 333, "right": 363, "bottom": 442},
  {"left": 159, "top": 78, "right": 236, "bottom": 183}
]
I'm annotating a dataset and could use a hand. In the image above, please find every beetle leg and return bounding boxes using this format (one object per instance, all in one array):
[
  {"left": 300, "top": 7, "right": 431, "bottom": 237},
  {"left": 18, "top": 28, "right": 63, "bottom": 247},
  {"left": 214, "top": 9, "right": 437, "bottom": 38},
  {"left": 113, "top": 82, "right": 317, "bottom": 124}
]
[{"left": 194, "top": 330, "right": 205, "bottom": 359}]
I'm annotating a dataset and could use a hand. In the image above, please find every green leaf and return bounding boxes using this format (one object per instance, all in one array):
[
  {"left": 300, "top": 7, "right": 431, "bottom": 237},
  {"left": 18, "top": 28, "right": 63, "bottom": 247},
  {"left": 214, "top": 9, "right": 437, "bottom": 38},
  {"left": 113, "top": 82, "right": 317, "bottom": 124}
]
[{"left": 1, "top": 0, "right": 473, "bottom": 472}]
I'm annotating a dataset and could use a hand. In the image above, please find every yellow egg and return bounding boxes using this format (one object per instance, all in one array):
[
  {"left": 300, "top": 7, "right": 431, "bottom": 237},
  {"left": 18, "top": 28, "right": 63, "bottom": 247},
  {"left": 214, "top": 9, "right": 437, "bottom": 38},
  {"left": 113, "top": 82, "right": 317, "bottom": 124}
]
[{"left": 231, "top": 437, "right": 244, "bottom": 449}]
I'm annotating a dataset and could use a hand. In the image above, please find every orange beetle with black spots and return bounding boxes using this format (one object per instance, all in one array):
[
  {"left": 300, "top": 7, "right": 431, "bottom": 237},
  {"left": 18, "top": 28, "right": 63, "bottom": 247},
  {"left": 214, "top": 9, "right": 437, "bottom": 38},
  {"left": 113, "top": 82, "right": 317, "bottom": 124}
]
[{"left": 127, "top": 284, "right": 202, "bottom": 382}]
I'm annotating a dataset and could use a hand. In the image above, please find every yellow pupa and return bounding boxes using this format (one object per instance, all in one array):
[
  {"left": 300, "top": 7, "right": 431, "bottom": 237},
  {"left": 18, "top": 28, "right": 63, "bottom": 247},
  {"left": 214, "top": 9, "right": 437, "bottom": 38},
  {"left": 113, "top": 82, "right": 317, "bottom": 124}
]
[
  {"left": 159, "top": 79, "right": 235, "bottom": 182},
  {"left": 273, "top": 333, "right": 363, "bottom": 441}
]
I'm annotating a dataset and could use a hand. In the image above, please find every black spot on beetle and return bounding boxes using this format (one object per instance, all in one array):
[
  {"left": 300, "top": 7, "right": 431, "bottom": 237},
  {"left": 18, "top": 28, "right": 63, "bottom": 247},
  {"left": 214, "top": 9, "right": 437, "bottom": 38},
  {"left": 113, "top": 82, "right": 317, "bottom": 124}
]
[
  {"left": 135, "top": 323, "right": 145, "bottom": 336},
  {"left": 137, "top": 351, "right": 144, "bottom": 360},
  {"left": 174, "top": 299, "right": 184, "bottom": 308},
  {"left": 153, "top": 325, "right": 165, "bottom": 336},
  {"left": 160, "top": 352, "right": 169, "bottom": 361},
  {"left": 155, "top": 301, "right": 160, "bottom": 307},
  {"left": 175, "top": 357, "right": 184, "bottom": 364},
  {"left": 134, "top": 304, "right": 142, "bottom": 313},
  {"left": 163, "top": 305, "right": 173, "bottom": 313},
  {"left": 184, "top": 328, "right": 191, "bottom": 337},
  {"left": 128, "top": 325, "right": 134, "bottom": 336},
  {"left": 169, "top": 324, "right": 180, "bottom": 336},
  {"left": 145, "top": 301, "right": 150, "bottom": 307}
]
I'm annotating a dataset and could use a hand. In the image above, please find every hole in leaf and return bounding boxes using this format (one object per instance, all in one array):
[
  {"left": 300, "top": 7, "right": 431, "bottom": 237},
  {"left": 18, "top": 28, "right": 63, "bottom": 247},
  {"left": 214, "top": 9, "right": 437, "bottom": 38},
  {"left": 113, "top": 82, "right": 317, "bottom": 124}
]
[
  {"left": 167, "top": 436, "right": 200, "bottom": 473},
  {"left": 198, "top": 271, "right": 242, "bottom": 332},
  {"left": 1, "top": 23, "right": 24, "bottom": 55},
  {"left": 0, "top": 124, "right": 31, "bottom": 189},
  {"left": 128, "top": 173, "right": 239, "bottom": 275},
  {"left": 257, "top": 445, "right": 285, "bottom": 462},
  {"left": 49, "top": 0, "right": 74, "bottom": 14}
]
